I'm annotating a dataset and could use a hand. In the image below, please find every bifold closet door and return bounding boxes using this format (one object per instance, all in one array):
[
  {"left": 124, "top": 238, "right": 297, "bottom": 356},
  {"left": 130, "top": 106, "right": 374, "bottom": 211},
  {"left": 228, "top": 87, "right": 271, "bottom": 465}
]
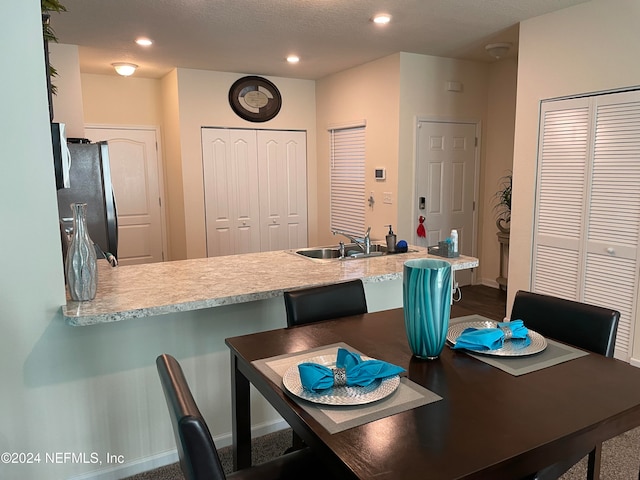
[
  {"left": 257, "top": 130, "right": 308, "bottom": 251},
  {"left": 202, "top": 128, "right": 261, "bottom": 256},
  {"left": 533, "top": 91, "right": 640, "bottom": 360}
]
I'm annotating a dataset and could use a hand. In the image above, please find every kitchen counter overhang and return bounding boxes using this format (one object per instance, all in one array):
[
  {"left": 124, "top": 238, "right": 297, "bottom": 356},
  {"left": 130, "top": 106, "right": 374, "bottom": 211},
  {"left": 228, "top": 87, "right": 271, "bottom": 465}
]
[{"left": 63, "top": 246, "right": 478, "bottom": 326}]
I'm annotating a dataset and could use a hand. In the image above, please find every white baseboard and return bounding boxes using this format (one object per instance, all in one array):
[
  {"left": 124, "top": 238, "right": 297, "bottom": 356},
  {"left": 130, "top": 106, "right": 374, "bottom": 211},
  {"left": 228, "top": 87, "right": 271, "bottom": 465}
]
[
  {"left": 630, "top": 357, "right": 640, "bottom": 368},
  {"left": 67, "top": 419, "right": 290, "bottom": 480}
]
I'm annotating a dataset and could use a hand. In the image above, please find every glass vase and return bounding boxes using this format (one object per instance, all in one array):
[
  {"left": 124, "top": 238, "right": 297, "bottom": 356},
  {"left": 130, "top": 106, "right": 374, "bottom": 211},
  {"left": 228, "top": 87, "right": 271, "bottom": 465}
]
[
  {"left": 65, "top": 203, "right": 97, "bottom": 301},
  {"left": 403, "top": 259, "right": 452, "bottom": 359}
]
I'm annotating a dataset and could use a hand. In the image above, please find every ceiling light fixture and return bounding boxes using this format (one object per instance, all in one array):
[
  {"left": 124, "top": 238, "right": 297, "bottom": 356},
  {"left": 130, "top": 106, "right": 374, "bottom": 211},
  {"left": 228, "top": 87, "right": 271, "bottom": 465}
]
[
  {"left": 287, "top": 55, "right": 300, "bottom": 64},
  {"left": 372, "top": 13, "right": 391, "bottom": 25},
  {"left": 135, "top": 38, "right": 153, "bottom": 46},
  {"left": 485, "top": 42, "right": 512, "bottom": 59},
  {"left": 112, "top": 62, "right": 138, "bottom": 76}
]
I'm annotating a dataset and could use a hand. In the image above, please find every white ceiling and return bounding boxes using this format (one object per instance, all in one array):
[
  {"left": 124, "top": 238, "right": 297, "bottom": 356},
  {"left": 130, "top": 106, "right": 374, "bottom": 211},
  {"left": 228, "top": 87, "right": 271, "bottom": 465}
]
[{"left": 51, "top": 0, "right": 589, "bottom": 80}]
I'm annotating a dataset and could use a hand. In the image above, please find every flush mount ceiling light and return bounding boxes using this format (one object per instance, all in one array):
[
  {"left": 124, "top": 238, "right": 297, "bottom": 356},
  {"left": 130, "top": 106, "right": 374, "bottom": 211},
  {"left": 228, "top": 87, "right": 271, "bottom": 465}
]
[
  {"left": 135, "top": 37, "right": 153, "bottom": 46},
  {"left": 485, "top": 42, "right": 512, "bottom": 59},
  {"left": 286, "top": 55, "right": 300, "bottom": 64},
  {"left": 372, "top": 13, "right": 391, "bottom": 25},
  {"left": 112, "top": 62, "right": 138, "bottom": 76}
]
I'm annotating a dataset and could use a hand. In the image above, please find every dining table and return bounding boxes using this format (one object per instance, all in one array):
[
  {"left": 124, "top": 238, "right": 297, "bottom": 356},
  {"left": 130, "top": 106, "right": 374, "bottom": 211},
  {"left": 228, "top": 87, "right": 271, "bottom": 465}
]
[{"left": 225, "top": 302, "right": 640, "bottom": 479}]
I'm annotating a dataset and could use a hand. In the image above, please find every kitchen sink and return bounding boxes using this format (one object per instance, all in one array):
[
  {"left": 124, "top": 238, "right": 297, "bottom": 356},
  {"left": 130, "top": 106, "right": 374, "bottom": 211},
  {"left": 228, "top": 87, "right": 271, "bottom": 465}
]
[
  {"left": 295, "top": 247, "right": 343, "bottom": 259},
  {"left": 293, "top": 243, "right": 413, "bottom": 261}
]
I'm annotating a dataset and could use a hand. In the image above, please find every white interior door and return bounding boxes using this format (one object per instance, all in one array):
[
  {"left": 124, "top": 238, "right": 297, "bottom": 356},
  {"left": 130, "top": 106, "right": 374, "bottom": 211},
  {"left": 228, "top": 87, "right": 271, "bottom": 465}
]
[
  {"left": 85, "top": 126, "right": 165, "bottom": 265},
  {"left": 257, "top": 130, "right": 308, "bottom": 251},
  {"left": 415, "top": 120, "right": 477, "bottom": 286}
]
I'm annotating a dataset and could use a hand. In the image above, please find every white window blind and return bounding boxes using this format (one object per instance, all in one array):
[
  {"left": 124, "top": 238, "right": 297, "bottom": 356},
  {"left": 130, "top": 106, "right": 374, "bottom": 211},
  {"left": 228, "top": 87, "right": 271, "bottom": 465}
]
[{"left": 329, "top": 126, "right": 366, "bottom": 234}]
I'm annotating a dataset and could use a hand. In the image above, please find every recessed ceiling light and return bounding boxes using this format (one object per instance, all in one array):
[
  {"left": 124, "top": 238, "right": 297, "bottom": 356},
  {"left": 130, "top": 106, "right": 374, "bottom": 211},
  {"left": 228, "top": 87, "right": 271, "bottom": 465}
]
[
  {"left": 372, "top": 13, "right": 391, "bottom": 25},
  {"left": 135, "top": 38, "right": 153, "bottom": 46},
  {"left": 287, "top": 55, "right": 300, "bottom": 64}
]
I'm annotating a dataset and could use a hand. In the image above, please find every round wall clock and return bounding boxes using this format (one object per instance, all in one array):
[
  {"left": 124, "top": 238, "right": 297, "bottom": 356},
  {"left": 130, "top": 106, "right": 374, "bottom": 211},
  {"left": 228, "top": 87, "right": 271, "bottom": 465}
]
[{"left": 228, "top": 76, "right": 282, "bottom": 122}]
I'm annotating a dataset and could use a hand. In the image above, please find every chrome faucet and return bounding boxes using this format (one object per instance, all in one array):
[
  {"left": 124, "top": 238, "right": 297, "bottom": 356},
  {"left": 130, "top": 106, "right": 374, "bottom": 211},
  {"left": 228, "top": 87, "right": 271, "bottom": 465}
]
[{"left": 332, "top": 227, "right": 371, "bottom": 254}]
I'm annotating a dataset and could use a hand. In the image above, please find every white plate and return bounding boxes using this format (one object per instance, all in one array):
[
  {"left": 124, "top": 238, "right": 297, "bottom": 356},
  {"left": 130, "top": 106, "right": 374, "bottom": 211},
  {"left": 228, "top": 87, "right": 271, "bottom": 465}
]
[
  {"left": 282, "top": 353, "right": 401, "bottom": 405},
  {"left": 447, "top": 320, "right": 547, "bottom": 357}
]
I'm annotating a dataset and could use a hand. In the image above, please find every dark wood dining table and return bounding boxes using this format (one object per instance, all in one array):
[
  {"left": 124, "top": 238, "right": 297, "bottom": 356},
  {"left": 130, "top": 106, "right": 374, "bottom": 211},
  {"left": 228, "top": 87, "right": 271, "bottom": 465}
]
[{"left": 225, "top": 303, "right": 640, "bottom": 479}]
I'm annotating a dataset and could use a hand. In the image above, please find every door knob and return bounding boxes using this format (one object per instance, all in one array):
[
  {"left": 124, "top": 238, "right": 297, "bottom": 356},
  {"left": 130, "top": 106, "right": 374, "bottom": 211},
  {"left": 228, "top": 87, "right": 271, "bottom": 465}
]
[{"left": 606, "top": 247, "right": 615, "bottom": 255}]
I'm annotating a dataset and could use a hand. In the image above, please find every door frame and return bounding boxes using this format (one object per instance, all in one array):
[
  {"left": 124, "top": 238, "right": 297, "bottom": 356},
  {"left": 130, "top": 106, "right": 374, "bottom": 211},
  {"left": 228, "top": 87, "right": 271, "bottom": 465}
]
[
  {"left": 85, "top": 123, "right": 169, "bottom": 262},
  {"left": 412, "top": 115, "right": 481, "bottom": 284}
]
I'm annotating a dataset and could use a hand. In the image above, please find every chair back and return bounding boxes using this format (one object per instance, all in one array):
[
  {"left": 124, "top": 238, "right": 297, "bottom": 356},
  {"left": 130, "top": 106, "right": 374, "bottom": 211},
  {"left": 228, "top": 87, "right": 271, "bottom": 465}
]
[
  {"left": 156, "top": 354, "right": 226, "bottom": 480},
  {"left": 510, "top": 290, "right": 619, "bottom": 357},
  {"left": 284, "top": 279, "right": 367, "bottom": 327}
]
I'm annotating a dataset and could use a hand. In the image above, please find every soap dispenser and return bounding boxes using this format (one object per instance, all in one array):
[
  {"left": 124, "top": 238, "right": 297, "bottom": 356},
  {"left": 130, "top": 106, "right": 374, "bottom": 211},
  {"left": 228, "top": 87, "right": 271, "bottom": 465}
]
[{"left": 385, "top": 225, "right": 397, "bottom": 253}]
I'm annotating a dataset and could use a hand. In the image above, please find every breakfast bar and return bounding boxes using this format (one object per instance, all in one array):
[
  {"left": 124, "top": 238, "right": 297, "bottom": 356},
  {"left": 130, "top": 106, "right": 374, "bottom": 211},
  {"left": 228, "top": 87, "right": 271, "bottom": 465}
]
[{"left": 63, "top": 246, "right": 478, "bottom": 326}]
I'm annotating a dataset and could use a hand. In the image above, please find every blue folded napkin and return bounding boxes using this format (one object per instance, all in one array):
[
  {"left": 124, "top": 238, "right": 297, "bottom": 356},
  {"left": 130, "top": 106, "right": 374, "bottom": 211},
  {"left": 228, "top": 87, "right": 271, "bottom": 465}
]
[
  {"left": 451, "top": 320, "right": 531, "bottom": 351},
  {"left": 298, "top": 348, "right": 405, "bottom": 392}
]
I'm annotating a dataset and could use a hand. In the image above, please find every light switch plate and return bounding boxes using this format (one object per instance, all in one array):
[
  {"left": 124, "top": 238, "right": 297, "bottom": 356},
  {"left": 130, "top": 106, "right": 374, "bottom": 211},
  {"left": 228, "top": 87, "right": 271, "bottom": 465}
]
[{"left": 383, "top": 192, "right": 392, "bottom": 204}]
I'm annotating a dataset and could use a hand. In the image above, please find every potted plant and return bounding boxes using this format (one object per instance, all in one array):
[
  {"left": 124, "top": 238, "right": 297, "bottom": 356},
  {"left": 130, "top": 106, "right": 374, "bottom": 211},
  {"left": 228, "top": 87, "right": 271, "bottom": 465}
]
[{"left": 494, "top": 172, "right": 512, "bottom": 234}]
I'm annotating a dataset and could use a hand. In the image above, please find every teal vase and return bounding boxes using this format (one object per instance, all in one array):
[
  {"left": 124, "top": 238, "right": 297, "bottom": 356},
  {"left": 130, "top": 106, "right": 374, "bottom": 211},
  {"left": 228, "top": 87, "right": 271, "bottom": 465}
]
[{"left": 403, "top": 259, "right": 452, "bottom": 360}]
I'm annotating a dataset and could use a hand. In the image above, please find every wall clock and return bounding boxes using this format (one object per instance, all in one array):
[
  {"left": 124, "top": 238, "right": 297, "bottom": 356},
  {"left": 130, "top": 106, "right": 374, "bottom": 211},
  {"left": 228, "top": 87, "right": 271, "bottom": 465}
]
[{"left": 228, "top": 76, "right": 282, "bottom": 122}]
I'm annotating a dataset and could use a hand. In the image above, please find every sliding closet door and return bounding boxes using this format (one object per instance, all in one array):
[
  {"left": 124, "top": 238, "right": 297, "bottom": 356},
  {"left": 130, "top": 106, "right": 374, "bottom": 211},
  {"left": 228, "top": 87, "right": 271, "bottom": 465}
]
[{"left": 533, "top": 91, "right": 640, "bottom": 360}]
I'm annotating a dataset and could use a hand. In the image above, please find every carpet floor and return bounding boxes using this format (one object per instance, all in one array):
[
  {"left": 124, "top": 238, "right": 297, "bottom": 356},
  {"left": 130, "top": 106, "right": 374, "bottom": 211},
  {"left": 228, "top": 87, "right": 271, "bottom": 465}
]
[{"left": 125, "top": 426, "right": 640, "bottom": 479}]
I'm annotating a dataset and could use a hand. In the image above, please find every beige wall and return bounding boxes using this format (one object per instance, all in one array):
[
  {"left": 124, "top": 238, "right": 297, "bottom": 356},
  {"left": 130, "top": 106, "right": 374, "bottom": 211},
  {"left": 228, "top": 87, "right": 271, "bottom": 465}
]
[
  {"left": 313, "top": 52, "right": 517, "bottom": 286},
  {"left": 77, "top": 67, "right": 317, "bottom": 260},
  {"left": 49, "top": 43, "right": 85, "bottom": 137},
  {"left": 81, "top": 73, "right": 163, "bottom": 126},
  {"left": 74, "top": 52, "right": 517, "bottom": 273},
  {"left": 160, "top": 70, "right": 185, "bottom": 259},
  {"left": 398, "top": 53, "right": 492, "bottom": 281},
  {"left": 315, "top": 54, "right": 401, "bottom": 245},
  {"left": 510, "top": 0, "right": 640, "bottom": 359},
  {"left": 480, "top": 58, "right": 518, "bottom": 288},
  {"left": 174, "top": 69, "right": 317, "bottom": 258}
]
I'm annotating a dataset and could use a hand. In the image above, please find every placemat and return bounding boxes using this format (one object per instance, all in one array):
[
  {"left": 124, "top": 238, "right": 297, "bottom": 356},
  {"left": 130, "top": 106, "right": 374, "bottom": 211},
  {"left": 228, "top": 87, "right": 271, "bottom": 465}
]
[
  {"left": 253, "top": 342, "right": 442, "bottom": 434},
  {"left": 449, "top": 315, "right": 589, "bottom": 376}
]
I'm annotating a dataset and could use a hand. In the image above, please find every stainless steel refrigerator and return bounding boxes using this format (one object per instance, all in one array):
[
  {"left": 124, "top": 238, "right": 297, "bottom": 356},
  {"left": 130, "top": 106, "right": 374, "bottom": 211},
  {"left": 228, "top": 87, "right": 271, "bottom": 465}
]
[{"left": 56, "top": 141, "right": 118, "bottom": 260}]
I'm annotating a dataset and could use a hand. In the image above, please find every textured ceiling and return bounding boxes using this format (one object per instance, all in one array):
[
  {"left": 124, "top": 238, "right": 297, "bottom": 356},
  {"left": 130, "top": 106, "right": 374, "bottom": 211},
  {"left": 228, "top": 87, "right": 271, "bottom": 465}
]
[{"left": 51, "top": 0, "right": 589, "bottom": 80}]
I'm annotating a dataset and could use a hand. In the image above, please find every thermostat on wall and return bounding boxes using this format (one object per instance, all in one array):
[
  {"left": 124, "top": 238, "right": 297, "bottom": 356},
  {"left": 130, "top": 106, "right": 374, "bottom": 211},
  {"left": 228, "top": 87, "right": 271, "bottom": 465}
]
[{"left": 374, "top": 168, "right": 386, "bottom": 180}]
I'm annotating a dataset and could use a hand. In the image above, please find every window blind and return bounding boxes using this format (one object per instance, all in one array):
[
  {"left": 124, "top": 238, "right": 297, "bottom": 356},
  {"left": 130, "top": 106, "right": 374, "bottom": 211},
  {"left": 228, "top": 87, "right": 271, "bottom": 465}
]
[{"left": 329, "top": 126, "right": 366, "bottom": 234}]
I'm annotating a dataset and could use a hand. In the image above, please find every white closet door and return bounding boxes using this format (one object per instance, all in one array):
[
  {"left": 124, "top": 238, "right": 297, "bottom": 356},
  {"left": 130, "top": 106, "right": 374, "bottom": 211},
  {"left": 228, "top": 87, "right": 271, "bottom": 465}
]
[
  {"left": 257, "top": 130, "right": 308, "bottom": 251},
  {"left": 533, "top": 91, "right": 640, "bottom": 360},
  {"left": 584, "top": 93, "right": 640, "bottom": 358},
  {"left": 202, "top": 128, "right": 260, "bottom": 256},
  {"left": 533, "top": 98, "right": 591, "bottom": 298}
]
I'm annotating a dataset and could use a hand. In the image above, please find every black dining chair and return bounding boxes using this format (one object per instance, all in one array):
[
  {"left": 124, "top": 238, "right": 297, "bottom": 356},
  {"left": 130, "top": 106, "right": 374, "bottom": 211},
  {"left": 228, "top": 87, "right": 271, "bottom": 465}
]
[
  {"left": 156, "top": 354, "right": 330, "bottom": 480},
  {"left": 511, "top": 290, "right": 620, "bottom": 480},
  {"left": 282, "top": 279, "right": 368, "bottom": 450},
  {"left": 283, "top": 279, "right": 368, "bottom": 327}
]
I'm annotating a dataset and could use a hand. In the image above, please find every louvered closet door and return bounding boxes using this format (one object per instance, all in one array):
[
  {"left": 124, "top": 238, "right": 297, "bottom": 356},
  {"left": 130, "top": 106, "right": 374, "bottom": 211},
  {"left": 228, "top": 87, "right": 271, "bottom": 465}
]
[
  {"left": 533, "top": 91, "right": 640, "bottom": 360},
  {"left": 533, "top": 98, "right": 590, "bottom": 298},
  {"left": 584, "top": 92, "right": 640, "bottom": 358}
]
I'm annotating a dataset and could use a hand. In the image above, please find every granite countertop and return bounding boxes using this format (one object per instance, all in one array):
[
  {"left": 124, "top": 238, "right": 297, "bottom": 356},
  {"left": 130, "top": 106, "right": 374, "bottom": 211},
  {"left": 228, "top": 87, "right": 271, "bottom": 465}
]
[{"left": 63, "top": 246, "right": 478, "bottom": 326}]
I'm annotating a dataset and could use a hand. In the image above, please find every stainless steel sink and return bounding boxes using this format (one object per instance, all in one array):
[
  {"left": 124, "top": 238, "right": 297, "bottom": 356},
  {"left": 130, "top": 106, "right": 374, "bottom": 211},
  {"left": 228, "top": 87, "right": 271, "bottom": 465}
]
[
  {"left": 294, "top": 243, "right": 406, "bottom": 261},
  {"left": 295, "top": 247, "right": 343, "bottom": 259}
]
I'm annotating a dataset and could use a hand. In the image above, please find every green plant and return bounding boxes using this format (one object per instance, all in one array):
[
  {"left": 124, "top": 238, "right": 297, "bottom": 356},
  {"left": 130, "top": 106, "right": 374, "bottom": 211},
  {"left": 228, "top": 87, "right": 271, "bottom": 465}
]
[
  {"left": 42, "top": 0, "right": 66, "bottom": 95},
  {"left": 494, "top": 172, "right": 512, "bottom": 224}
]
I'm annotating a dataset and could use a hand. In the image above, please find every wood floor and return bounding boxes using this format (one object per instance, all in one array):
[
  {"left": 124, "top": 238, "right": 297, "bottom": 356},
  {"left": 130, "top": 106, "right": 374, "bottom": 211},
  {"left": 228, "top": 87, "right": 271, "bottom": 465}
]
[{"left": 454, "top": 284, "right": 507, "bottom": 321}]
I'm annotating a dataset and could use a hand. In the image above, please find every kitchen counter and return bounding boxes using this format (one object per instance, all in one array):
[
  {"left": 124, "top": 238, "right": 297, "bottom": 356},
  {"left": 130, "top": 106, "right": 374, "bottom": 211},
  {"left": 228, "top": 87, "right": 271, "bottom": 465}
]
[{"left": 63, "top": 246, "right": 478, "bottom": 326}]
